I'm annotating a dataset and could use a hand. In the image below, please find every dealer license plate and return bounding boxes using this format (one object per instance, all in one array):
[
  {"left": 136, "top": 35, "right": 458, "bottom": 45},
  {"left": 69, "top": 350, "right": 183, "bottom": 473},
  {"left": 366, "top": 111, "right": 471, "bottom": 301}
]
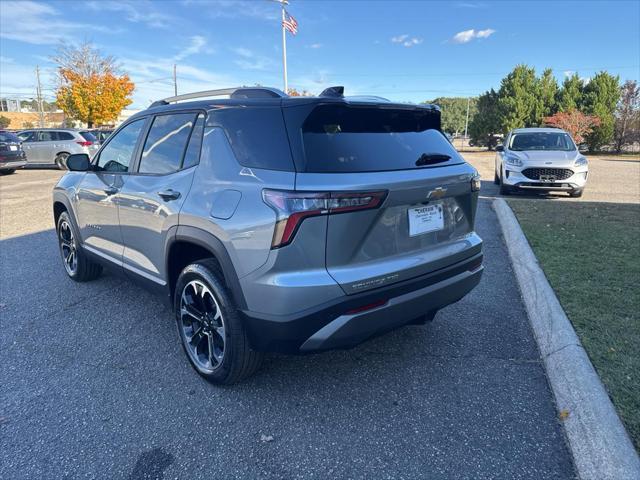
[
  {"left": 9, "top": 145, "right": 17, "bottom": 151},
  {"left": 408, "top": 203, "right": 444, "bottom": 237}
]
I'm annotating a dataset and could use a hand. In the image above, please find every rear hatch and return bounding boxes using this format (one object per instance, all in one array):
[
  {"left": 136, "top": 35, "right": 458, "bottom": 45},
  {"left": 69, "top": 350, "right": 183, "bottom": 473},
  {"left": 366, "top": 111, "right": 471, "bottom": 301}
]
[
  {"left": 0, "top": 131, "right": 24, "bottom": 158},
  {"left": 285, "top": 101, "right": 481, "bottom": 294}
]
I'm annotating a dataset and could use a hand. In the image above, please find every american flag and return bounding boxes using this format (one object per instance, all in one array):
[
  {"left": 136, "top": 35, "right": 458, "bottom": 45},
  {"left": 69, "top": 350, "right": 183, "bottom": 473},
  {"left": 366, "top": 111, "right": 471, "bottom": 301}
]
[{"left": 282, "top": 11, "right": 298, "bottom": 35}]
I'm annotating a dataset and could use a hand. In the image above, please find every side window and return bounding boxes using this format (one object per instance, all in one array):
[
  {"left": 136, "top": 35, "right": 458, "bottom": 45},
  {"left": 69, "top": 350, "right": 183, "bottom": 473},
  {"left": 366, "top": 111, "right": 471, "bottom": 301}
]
[
  {"left": 96, "top": 119, "right": 145, "bottom": 173},
  {"left": 182, "top": 114, "right": 205, "bottom": 169},
  {"left": 40, "top": 131, "right": 56, "bottom": 141},
  {"left": 57, "top": 131, "right": 75, "bottom": 141},
  {"left": 18, "top": 131, "right": 35, "bottom": 142},
  {"left": 139, "top": 113, "right": 195, "bottom": 174}
]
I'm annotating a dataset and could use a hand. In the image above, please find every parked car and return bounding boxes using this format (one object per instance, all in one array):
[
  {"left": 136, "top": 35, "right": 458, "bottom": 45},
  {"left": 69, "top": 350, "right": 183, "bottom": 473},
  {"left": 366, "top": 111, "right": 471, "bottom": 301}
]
[
  {"left": 0, "top": 130, "right": 27, "bottom": 175},
  {"left": 17, "top": 129, "right": 99, "bottom": 169},
  {"left": 53, "top": 86, "right": 484, "bottom": 384},
  {"left": 494, "top": 127, "right": 588, "bottom": 197},
  {"left": 91, "top": 129, "right": 114, "bottom": 144}
]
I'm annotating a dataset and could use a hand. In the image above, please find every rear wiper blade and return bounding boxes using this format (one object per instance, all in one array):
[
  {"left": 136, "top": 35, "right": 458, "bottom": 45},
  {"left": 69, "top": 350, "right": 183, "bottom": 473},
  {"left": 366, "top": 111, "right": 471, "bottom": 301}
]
[{"left": 415, "top": 153, "right": 451, "bottom": 166}]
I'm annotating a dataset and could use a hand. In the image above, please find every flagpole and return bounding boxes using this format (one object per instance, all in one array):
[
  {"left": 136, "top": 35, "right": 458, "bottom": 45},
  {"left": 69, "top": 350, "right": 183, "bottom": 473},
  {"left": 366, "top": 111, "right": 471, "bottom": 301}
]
[{"left": 281, "top": 1, "right": 288, "bottom": 93}]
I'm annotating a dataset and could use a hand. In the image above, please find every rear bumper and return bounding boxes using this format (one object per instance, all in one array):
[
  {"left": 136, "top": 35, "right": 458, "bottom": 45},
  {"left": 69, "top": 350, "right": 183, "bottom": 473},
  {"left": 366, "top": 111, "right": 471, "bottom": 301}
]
[{"left": 241, "top": 252, "right": 483, "bottom": 353}]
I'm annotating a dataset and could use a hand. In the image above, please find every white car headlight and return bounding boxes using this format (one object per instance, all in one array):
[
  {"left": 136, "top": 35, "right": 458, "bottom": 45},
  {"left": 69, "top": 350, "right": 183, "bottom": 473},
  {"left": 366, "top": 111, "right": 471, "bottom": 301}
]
[
  {"left": 574, "top": 156, "right": 588, "bottom": 167},
  {"left": 504, "top": 154, "right": 522, "bottom": 167}
]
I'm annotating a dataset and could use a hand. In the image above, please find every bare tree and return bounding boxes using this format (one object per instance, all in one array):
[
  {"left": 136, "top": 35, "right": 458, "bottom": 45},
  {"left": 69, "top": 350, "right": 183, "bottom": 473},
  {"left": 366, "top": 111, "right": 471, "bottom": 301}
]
[
  {"left": 614, "top": 80, "right": 640, "bottom": 153},
  {"left": 51, "top": 41, "right": 118, "bottom": 80}
]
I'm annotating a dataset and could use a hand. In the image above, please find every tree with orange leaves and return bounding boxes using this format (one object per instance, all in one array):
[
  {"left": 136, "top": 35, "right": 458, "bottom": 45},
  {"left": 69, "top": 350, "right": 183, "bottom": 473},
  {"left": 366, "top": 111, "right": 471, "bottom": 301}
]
[
  {"left": 53, "top": 42, "right": 134, "bottom": 127},
  {"left": 543, "top": 109, "right": 600, "bottom": 144}
]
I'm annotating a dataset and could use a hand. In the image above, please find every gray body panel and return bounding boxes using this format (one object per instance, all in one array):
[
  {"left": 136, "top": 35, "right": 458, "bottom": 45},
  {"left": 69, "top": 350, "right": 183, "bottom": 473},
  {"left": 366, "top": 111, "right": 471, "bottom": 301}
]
[
  {"left": 74, "top": 172, "right": 126, "bottom": 263},
  {"left": 296, "top": 164, "right": 479, "bottom": 295},
  {"left": 118, "top": 167, "right": 197, "bottom": 285},
  {"left": 178, "top": 128, "right": 293, "bottom": 279}
]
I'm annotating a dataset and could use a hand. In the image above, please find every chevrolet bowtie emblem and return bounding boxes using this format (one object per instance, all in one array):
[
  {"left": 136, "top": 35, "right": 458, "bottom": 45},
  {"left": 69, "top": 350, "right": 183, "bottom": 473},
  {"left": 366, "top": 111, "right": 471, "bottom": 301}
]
[{"left": 427, "top": 187, "right": 447, "bottom": 200}]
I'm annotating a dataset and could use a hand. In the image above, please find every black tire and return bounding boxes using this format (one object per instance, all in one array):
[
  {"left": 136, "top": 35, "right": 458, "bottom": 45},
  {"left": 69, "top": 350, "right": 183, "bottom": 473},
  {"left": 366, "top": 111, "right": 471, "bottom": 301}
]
[
  {"left": 56, "top": 211, "right": 102, "bottom": 282},
  {"left": 0, "top": 169, "right": 16, "bottom": 175},
  {"left": 55, "top": 152, "right": 70, "bottom": 170},
  {"left": 570, "top": 188, "right": 584, "bottom": 198},
  {"left": 499, "top": 173, "right": 512, "bottom": 195},
  {"left": 493, "top": 170, "right": 500, "bottom": 185},
  {"left": 174, "top": 258, "right": 262, "bottom": 385}
]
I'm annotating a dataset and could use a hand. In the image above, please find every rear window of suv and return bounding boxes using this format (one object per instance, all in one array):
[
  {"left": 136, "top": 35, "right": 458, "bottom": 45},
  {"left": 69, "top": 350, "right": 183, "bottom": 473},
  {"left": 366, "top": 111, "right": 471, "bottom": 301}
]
[
  {"left": 300, "top": 105, "right": 456, "bottom": 173},
  {"left": 80, "top": 131, "right": 97, "bottom": 142},
  {"left": 0, "top": 132, "right": 20, "bottom": 143}
]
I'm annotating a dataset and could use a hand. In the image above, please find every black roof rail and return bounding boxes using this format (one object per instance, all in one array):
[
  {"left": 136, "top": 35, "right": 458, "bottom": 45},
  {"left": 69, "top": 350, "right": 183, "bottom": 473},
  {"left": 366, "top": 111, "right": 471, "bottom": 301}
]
[{"left": 149, "top": 87, "right": 287, "bottom": 107}]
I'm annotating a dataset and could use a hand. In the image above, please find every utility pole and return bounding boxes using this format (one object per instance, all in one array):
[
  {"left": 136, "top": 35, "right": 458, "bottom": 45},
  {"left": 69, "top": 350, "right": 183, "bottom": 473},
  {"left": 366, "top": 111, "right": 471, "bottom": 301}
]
[
  {"left": 173, "top": 64, "right": 178, "bottom": 96},
  {"left": 35, "top": 65, "right": 45, "bottom": 128}
]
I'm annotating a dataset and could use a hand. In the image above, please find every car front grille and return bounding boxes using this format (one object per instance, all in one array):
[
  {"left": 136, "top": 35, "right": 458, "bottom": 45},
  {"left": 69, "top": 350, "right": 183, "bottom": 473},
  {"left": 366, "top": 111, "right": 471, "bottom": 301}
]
[{"left": 521, "top": 168, "right": 573, "bottom": 181}]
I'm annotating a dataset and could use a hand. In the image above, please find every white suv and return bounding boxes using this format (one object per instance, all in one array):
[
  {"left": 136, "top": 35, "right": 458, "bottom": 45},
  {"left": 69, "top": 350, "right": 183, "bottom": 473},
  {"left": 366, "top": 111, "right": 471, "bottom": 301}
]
[
  {"left": 17, "top": 129, "right": 100, "bottom": 169},
  {"left": 494, "top": 127, "right": 588, "bottom": 197}
]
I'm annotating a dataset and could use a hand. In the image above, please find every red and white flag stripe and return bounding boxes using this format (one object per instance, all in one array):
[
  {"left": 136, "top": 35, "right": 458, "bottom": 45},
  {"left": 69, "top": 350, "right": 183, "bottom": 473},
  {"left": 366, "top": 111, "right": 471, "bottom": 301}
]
[{"left": 282, "top": 11, "right": 298, "bottom": 35}]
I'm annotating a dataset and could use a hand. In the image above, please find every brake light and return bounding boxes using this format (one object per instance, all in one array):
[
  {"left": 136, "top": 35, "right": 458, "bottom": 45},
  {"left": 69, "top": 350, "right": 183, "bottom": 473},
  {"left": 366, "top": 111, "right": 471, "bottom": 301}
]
[
  {"left": 77, "top": 141, "right": 93, "bottom": 147},
  {"left": 262, "top": 189, "right": 387, "bottom": 248}
]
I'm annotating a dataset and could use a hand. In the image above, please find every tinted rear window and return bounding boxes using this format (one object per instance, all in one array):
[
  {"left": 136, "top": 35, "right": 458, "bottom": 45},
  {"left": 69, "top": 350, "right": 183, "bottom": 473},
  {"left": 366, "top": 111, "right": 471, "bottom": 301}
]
[
  {"left": 80, "top": 131, "right": 97, "bottom": 142},
  {"left": 57, "top": 131, "right": 75, "bottom": 140},
  {"left": 209, "top": 107, "right": 294, "bottom": 171},
  {"left": 301, "top": 105, "right": 456, "bottom": 173},
  {"left": 0, "top": 132, "right": 20, "bottom": 143}
]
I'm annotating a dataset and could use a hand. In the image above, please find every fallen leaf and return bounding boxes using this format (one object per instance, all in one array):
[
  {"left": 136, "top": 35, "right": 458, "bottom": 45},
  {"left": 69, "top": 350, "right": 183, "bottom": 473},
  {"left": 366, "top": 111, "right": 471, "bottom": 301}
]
[
  {"left": 559, "top": 409, "right": 570, "bottom": 421},
  {"left": 260, "top": 434, "right": 274, "bottom": 443}
]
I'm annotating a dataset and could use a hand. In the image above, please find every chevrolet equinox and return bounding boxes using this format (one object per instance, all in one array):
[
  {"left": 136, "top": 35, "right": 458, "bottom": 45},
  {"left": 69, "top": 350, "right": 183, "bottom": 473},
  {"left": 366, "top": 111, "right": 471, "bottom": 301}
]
[{"left": 53, "top": 86, "right": 483, "bottom": 384}]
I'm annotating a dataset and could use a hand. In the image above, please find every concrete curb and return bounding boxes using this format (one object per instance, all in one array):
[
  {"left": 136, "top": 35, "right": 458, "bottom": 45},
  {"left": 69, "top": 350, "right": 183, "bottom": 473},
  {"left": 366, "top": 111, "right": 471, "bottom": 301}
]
[{"left": 493, "top": 198, "right": 640, "bottom": 480}]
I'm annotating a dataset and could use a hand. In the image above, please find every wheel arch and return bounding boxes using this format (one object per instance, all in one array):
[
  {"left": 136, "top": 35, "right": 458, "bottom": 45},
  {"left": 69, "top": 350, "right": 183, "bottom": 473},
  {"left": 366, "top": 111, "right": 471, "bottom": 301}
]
[
  {"left": 168, "top": 226, "right": 247, "bottom": 310},
  {"left": 52, "top": 193, "right": 77, "bottom": 231}
]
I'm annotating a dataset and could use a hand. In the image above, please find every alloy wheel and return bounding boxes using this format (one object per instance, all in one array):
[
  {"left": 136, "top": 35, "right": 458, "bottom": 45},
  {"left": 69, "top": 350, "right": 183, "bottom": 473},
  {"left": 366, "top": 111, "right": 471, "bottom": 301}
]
[
  {"left": 58, "top": 220, "right": 77, "bottom": 275},
  {"left": 179, "top": 280, "right": 226, "bottom": 372},
  {"left": 56, "top": 153, "right": 69, "bottom": 170}
]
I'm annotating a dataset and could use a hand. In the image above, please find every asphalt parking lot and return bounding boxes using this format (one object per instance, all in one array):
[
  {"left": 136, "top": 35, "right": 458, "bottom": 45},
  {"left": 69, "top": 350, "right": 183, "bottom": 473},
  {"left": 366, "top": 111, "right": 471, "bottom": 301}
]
[{"left": 0, "top": 169, "right": 578, "bottom": 479}]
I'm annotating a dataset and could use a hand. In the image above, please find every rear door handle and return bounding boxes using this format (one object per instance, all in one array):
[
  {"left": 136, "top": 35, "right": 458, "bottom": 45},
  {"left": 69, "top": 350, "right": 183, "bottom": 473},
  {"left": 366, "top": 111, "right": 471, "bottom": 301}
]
[
  {"left": 158, "top": 189, "right": 181, "bottom": 201},
  {"left": 103, "top": 186, "right": 119, "bottom": 195}
]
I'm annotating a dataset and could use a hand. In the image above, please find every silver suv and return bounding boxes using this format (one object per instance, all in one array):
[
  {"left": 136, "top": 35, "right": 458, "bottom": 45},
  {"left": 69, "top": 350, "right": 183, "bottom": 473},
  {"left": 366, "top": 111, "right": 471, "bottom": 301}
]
[
  {"left": 53, "top": 87, "right": 484, "bottom": 384},
  {"left": 494, "top": 127, "right": 588, "bottom": 197},
  {"left": 17, "top": 128, "right": 99, "bottom": 168}
]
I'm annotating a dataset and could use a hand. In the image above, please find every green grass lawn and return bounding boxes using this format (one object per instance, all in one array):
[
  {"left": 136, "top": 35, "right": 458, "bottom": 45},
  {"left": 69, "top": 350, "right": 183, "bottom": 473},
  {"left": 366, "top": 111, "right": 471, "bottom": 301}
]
[{"left": 508, "top": 199, "right": 640, "bottom": 451}]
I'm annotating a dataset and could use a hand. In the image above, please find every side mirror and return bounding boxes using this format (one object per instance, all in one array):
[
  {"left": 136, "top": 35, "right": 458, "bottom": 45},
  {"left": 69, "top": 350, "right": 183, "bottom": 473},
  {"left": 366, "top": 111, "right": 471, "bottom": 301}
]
[
  {"left": 66, "top": 153, "right": 91, "bottom": 171},
  {"left": 495, "top": 145, "right": 504, "bottom": 152}
]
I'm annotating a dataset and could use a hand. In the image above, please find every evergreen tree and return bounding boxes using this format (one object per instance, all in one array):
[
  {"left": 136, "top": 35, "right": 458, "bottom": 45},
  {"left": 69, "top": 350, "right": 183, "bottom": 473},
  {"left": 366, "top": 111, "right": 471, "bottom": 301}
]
[
  {"left": 428, "top": 97, "right": 478, "bottom": 135},
  {"left": 469, "top": 89, "right": 500, "bottom": 148},
  {"left": 497, "top": 65, "right": 540, "bottom": 133},
  {"left": 582, "top": 71, "right": 620, "bottom": 151},
  {"left": 557, "top": 74, "right": 584, "bottom": 112},
  {"left": 535, "top": 68, "right": 559, "bottom": 122}
]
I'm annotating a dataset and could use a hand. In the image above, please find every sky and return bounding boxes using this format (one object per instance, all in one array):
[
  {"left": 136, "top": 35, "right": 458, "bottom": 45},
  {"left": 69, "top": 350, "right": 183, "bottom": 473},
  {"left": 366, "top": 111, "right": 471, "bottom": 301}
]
[{"left": 1, "top": 0, "right": 639, "bottom": 109}]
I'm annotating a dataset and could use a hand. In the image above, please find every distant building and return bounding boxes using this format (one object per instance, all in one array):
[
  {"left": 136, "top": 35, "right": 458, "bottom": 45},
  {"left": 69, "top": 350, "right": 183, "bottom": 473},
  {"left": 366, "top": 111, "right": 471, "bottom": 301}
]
[{"left": 0, "top": 98, "right": 21, "bottom": 112}]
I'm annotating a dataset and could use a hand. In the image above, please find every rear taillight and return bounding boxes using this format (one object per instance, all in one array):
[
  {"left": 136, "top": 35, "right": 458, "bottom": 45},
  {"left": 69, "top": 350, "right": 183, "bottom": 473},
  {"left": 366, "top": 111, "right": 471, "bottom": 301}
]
[
  {"left": 77, "top": 141, "right": 93, "bottom": 147},
  {"left": 262, "top": 189, "right": 387, "bottom": 248}
]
